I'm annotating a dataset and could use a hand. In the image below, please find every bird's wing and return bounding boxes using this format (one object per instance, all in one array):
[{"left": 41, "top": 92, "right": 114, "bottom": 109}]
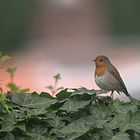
[{"left": 107, "top": 64, "right": 128, "bottom": 93}]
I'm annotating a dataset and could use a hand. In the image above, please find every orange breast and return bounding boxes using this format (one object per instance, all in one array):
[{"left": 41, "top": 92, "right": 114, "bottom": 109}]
[{"left": 95, "top": 65, "right": 106, "bottom": 76}]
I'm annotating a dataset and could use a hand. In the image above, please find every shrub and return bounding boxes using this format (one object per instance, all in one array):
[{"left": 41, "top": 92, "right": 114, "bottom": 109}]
[{"left": 0, "top": 88, "right": 139, "bottom": 140}]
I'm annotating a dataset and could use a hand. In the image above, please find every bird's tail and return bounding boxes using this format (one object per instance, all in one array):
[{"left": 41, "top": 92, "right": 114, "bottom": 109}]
[{"left": 124, "top": 90, "right": 134, "bottom": 101}]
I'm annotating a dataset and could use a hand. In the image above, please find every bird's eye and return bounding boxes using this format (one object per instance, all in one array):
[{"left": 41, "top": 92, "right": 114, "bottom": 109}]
[{"left": 100, "top": 59, "right": 103, "bottom": 62}]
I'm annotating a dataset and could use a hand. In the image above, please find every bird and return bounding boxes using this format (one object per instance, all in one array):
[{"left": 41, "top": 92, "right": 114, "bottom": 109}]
[{"left": 93, "top": 55, "right": 133, "bottom": 100}]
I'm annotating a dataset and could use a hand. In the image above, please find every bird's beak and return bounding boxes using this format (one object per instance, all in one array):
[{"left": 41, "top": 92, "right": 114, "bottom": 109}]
[{"left": 92, "top": 59, "right": 95, "bottom": 62}]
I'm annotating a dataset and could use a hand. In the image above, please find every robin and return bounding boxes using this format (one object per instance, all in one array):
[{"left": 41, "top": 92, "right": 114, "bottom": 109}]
[{"left": 93, "top": 55, "right": 133, "bottom": 100}]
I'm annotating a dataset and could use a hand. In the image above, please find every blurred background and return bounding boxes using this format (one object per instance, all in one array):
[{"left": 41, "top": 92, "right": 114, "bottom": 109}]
[{"left": 0, "top": 0, "right": 140, "bottom": 98}]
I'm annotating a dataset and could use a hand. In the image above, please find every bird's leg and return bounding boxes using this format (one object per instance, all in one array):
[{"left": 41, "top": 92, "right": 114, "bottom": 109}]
[{"left": 110, "top": 91, "right": 114, "bottom": 100}]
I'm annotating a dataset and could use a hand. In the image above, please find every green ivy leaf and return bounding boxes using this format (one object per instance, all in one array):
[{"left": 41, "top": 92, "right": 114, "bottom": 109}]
[
  {"left": 100, "top": 127, "right": 114, "bottom": 140},
  {"left": 2, "top": 133, "right": 15, "bottom": 140},
  {"left": 89, "top": 106, "right": 107, "bottom": 128},
  {"left": 89, "top": 106, "right": 106, "bottom": 120},
  {"left": 56, "top": 89, "right": 72, "bottom": 101},
  {"left": 11, "top": 92, "right": 57, "bottom": 109},
  {"left": 70, "top": 87, "right": 105, "bottom": 97},
  {"left": 59, "top": 115, "right": 96, "bottom": 140},
  {"left": 27, "top": 124, "right": 48, "bottom": 140},
  {"left": 112, "top": 132, "right": 130, "bottom": 140},
  {"left": 0, "top": 121, "right": 16, "bottom": 132},
  {"left": 40, "top": 92, "right": 56, "bottom": 99},
  {"left": 101, "top": 128, "right": 130, "bottom": 140},
  {"left": 60, "top": 95, "right": 91, "bottom": 113},
  {"left": 109, "top": 110, "right": 140, "bottom": 133}
]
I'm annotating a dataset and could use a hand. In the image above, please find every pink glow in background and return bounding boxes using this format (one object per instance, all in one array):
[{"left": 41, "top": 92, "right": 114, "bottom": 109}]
[{"left": 1, "top": 0, "right": 140, "bottom": 99}]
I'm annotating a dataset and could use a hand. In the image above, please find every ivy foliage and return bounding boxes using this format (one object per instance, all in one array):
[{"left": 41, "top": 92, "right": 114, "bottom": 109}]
[{"left": 0, "top": 88, "right": 140, "bottom": 140}]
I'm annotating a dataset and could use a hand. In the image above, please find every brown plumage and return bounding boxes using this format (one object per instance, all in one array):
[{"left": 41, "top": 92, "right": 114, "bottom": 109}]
[{"left": 93, "top": 55, "right": 133, "bottom": 100}]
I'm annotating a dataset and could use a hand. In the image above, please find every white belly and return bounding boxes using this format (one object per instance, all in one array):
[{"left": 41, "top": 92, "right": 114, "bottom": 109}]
[
  {"left": 95, "top": 74, "right": 108, "bottom": 90},
  {"left": 95, "top": 70, "right": 115, "bottom": 91}
]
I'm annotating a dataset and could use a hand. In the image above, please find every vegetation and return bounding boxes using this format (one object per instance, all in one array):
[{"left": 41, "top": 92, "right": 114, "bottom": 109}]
[{"left": 0, "top": 88, "right": 140, "bottom": 140}]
